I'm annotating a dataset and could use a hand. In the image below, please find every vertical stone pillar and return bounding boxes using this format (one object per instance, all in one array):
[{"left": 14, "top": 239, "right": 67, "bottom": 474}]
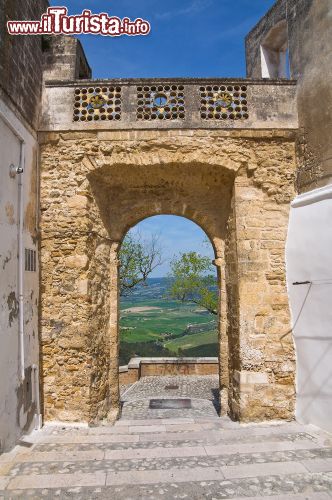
[
  {"left": 232, "top": 175, "right": 295, "bottom": 421},
  {"left": 107, "top": 242, "right": 121, "bottom": 422},
  {"left": 225, "top": 189, "right": 241, "bottom": 420},
  {"left": 213, "top": 247, "right": 229, "bottom": 416},
  {"left": 40, "top": 187, "right": 95, "bottom": 423}
]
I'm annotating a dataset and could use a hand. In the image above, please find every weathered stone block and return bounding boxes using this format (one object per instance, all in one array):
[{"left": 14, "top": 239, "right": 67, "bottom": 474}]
[{"left": 65, "top": 255, "right": 89, "bottom": 269}]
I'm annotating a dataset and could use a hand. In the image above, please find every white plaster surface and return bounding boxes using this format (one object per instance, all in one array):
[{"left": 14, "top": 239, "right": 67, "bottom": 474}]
[
  {"left": 286, "top": 187, "right": 332, "bottom": 432},
  {"left": 0, "top": 99, "right": 39, "bottom": 452}
]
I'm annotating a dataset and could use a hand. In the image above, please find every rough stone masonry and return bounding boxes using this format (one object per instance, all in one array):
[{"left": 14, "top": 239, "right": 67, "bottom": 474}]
[{"left": 39, "top": 124, "right": 297, "bottom": 425}]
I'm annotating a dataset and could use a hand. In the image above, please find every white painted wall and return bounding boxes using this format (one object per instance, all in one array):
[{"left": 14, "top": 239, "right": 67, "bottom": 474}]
[
  {"left": 260, "top": 45, "right": 288, "bottom": 79},
  {"left": 0, "top": 98, "right": 40, "bottom": 452},
  {"left": 286, "top": 185, "right": 332, "bottom": 433}
]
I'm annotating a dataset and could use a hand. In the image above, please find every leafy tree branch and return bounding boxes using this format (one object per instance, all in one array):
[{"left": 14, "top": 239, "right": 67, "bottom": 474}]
[
  {"left": 119, "top": 232, "right": 163, "bottom": 296},
  {"left": 167, "top": 251, "right": 218, "bottom": 315}
]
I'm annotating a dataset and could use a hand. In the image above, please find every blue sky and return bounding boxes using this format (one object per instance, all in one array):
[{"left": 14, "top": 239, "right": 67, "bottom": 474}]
[
  {"left": 49, "top": 0, "right": 275, "bottom": 78},
  {"left": 49, "top": 0, "right": 275, "bottom": 275},
  {"left": 128, "top": 216, "right": 215, "bottom": 278}
]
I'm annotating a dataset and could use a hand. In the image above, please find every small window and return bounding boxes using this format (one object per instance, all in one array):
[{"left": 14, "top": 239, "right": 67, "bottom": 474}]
[
  {"left": 260, "top": 20, "right": 289, "bottom": 79},
  {"left": 25, "top": 249, "right": 36, "bottom": 272}
]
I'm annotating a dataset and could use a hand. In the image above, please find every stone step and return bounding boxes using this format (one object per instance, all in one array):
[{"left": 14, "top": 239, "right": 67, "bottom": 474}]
[
  {"left": 32, "top": 429, "right": 318, "bottom": 447},
  {"left": 3, "top": 477, "right": 331, "bottom": 499},
  {"left": 36, "top": 420, "right": 318, "bottom": 438},
  {"left": 16, "top": 437, "right": 327, "bottom": 465},
  {"left": 4, "top": 462, "right": 327, "bottom": 490},
  {"left": 114, "top": 416, "right": 221, "bottom": 426},
  {"left": 1, "top": 419, "right": 331, "bottom": 498}
]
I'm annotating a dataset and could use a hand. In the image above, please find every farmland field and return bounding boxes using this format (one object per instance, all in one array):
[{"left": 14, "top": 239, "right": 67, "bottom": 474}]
[{"left": 120, "top": 278, "right": 218, "bottom": 365}]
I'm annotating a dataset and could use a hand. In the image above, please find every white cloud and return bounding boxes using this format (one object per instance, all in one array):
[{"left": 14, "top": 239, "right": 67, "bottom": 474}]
[{"left": 155, "top": 0, "right": 212, "bottom": 21}]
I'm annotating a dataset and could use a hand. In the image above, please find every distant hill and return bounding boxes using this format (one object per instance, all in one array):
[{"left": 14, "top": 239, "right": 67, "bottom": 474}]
[{"left": 120, "top": 277, "right": 218, "bottom": 365}]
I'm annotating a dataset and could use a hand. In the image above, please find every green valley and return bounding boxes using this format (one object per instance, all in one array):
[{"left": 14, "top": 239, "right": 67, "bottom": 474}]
[{"left": 119, "top": 278, "right": 218, "bottom": 365}]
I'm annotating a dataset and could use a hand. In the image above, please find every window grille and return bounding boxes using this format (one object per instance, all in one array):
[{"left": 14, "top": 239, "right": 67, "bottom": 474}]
[
  {"left": 137, "top": 85, "right": 185, "bottom": 120},
  {"left": 73, "top": 86, "right": 122, "bottom": 122},
  {"left": 25, "top": 249, "right": 36, "bottom": 272},
  {"left": 199, "top": 84, "right": 249, "bottom": 120}
]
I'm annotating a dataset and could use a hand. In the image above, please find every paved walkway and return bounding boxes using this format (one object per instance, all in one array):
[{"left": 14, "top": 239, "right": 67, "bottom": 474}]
[
  {"left": 0, "top": 416, "right": 332, "bottom": 498},
  {"left": 121, "top": 375, "right": 220, "bottom": 419}
]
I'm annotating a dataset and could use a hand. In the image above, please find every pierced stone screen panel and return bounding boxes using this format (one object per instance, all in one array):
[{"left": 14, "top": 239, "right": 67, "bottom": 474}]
[
  {"left": 137, "top": 85, "right": 185, "bottom": 120},
  {"left": 73, "top": 86, "right": 122, "bottom": 122},
  {"left": 200, "top": 84, "right": 248, "bottom": 120}
]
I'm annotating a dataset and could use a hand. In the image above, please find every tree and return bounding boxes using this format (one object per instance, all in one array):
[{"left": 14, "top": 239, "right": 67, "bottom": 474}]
[
  {"left": 167, "top": 251, "right": 218, "bottom": 315},
  {"left": 119, "top": 232, "right": 162, "bottom": 296}
]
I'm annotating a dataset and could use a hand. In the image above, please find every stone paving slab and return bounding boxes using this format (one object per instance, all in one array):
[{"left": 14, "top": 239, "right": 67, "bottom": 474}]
[
  {"left": 221, "top": 461, "right": 307, "bottom": 479},
  {"left": 232, "top": 495, "right": 331, "bottom": 500},
  {"left": 139, "top": 429, "right": 317, "bottom": 443},
  {"left": 128, "top": 424, "right": 166, "bottom": 433},
  {"left": 7, "top": 472, "right": 106, "bottom": 490},
  {"left": 205, "top": 439, "right": 323, "bottom": 456},
  {"left": 121, "top": 375, "right": 220, "bottom": 402},
  {"left": 1, "top": 473, "right": 331, "bottom": 499},
  {"left": 303, "top": 459, "right": 332, "bottom": 473},
  {"left": 15, "top": 449, "right": 105, "bottom": 463},
  {"left": 36, "top": 433, "right": 140, "bottom": 444},
  {"left": 121, "top": 397, "right": 219, "bottom": 420},
  {"left": 104, "top": 445, "right": 207, "bottom": 461},
  {"left": 115, "top": 417, "right": 197, "bottom": 426},
  {"left": 106, "top": 466, "right": 226, "bottom": 485}
]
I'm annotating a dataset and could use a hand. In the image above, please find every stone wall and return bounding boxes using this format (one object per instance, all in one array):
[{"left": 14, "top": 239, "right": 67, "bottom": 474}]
[
  {"left": 0, "top": 0, "right": 49, "bottom": 129},
  {"left": 39, "top": 128, "right": 296, "bottom": 424},
  {"left": 0, "top": 0, "right": 48, "bottom": 452},
  {"left": 230, "top": 172, "right": 295, "bottom": 420},
  {"left": 39, "top": 132, "right": 112, "bottom": 423},
  {"left": 141, "top": 362, "right": 218, "bottom": 378},
  {"left": 43, "top": 36, "right": 91, "bottom": 82},
  {"left": 293, "top": 0, "right": 332, "bottom": 192},
  {"left": 245, "top": 0, "right": 332, "bottom": 192},
  {"left": 245, "top": 0, "right": 287, "bottom": 79},
  {"left": 247, "top": 0, "right": 332, "bottom": 433},
  {"left": 119, "top": 358, "right": 219, "bottom": 386}
]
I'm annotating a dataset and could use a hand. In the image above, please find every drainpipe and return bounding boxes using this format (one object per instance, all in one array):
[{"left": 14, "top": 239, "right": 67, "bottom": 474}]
[
  {"left": 17, "top": 142, "right": 25, "bottom": 382},
  {"left": 0, "top": 108, "right": 25, "bottom": 381},
  {"left": 32, "top": 364, "right": 42, "bottom": 429}
]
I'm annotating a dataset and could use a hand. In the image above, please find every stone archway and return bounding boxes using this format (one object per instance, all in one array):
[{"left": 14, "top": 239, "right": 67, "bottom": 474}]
[
  {"left": 40, "top": 130, "right": 296, "bottom": 425},
  {"left": 117, "top": 214, "right": 224, "bottom": 418},
  {"left": 87, "top": 160, "right": 232, "bottom": 421}
]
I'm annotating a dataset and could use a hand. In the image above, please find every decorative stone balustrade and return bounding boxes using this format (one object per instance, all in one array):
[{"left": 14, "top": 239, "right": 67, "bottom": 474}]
[{"left": 41, "top": 78, "right": 297, "bottom": 131}]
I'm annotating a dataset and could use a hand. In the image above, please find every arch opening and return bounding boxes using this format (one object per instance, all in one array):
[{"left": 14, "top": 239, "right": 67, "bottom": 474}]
[{"left": 118, "top": 214, "right": 222, "bottom": 418}]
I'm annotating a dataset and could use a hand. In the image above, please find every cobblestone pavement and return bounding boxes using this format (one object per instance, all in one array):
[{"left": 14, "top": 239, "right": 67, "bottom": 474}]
[
  {"left": 0, "top": 416, "right": 332, "bottom": 499},
  {"left": 121, "top": 375, "right": 220, "bottom": 419}
]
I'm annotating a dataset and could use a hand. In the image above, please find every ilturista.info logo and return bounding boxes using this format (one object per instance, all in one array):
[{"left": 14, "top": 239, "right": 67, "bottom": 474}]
[{"left": 7, "top": 7, "right": 151, "bottom": 36}]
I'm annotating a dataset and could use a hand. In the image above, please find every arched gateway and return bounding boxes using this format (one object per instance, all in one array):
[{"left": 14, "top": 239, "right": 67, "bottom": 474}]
[{"left": 39, "top": 79, "right": 297, "bottom": 425}]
